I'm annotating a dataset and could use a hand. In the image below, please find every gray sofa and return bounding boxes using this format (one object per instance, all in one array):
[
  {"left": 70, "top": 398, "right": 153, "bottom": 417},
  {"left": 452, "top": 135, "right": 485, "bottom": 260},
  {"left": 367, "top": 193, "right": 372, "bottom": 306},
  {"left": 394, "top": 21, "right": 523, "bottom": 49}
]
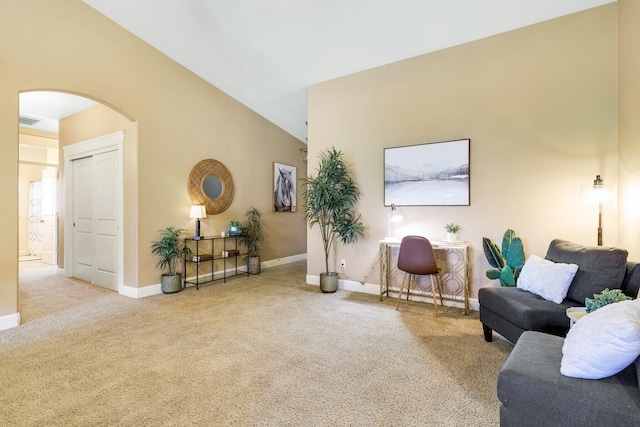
[
  {"left": 498, "top": 331, "right": 640, "bottom": 427},
  {"left": 478, "top": 239, "right": 640, "bottom": 344}
]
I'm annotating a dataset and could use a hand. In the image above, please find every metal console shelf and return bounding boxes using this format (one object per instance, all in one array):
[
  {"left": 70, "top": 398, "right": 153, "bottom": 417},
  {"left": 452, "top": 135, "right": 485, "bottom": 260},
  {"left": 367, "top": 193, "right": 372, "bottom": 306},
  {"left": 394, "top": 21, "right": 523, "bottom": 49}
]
[{"left": 183, "top": 235, "right": 248, "bottom": 289}]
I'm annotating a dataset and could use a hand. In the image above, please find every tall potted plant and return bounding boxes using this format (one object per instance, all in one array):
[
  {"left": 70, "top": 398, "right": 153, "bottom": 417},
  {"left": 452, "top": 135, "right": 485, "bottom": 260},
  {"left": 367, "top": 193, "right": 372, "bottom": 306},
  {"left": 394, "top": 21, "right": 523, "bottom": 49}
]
[
  {"left": 303, "top": 146, "right": 365, "bottom": 293},
  {"left": 150, "top": 226, "right": 192, "bottom": 294},
  {"left": 240, "top": 207, "right": 264, "bottom": 275}
]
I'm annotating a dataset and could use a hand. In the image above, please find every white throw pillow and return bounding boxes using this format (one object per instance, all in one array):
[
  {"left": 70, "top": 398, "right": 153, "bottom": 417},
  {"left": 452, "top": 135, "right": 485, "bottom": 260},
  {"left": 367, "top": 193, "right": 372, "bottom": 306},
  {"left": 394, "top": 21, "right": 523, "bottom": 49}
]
[
  {"left": 561, "top": 299, "right": 640, "bottom": 379},
  {"left": 517, "top": 254, "right": 578, "bottom": 303}
]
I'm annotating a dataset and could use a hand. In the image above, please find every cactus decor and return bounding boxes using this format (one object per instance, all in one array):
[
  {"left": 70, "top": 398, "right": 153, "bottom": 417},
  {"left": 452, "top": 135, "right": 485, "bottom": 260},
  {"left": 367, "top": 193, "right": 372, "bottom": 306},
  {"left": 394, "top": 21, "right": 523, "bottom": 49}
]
[
  {"left": 482, "top": 229, "right": 526, "bottom": 287},
  {"left": 585, "top": 288, "right": 631, "bottom": 313}
]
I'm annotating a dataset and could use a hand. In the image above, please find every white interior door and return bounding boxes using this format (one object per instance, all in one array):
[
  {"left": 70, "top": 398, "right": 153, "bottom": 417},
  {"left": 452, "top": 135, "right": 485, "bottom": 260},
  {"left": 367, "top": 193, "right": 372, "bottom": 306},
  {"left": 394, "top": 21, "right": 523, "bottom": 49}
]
[
  {"left": 41, "top": 167, "right": 57, "bottom": 265},
  {"left": 66, "top": 130, "right": 123, "bottom": 292}
]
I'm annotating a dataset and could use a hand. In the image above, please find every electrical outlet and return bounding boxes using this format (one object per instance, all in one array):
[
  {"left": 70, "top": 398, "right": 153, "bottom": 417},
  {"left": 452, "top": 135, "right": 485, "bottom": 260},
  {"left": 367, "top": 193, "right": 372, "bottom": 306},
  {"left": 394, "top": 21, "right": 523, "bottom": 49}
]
[{"left": 340, "top": 259, "right": 346, "bottom": 268}]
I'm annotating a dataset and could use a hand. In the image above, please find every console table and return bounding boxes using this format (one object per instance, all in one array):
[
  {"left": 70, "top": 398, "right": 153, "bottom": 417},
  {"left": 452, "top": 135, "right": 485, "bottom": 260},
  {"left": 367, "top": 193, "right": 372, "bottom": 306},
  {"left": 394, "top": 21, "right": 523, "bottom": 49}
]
[
  {"left": 379, "top": 240, "right": 471, "bottom": 314},
  {"left": 183, "top": 235, "right": 248, "bottom": 289}
]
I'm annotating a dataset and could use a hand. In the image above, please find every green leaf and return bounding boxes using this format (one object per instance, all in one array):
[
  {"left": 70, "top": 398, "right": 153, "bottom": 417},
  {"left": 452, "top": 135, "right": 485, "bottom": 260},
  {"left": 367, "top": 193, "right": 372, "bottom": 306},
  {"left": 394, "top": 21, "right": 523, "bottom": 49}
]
[
  {"left": 499, "top": 266, "right": 516, "bottom": 287},
  {"left": 486, "top": 269, "right": 501, "bottom": 280},
  {"left": 504, "top": 237, "right": 525, "bottom": 269},
  {"left": 501, "top": 229, "right": 516, "bottom": 257},
  {"left": 482, "top": 237, "right": 505, "bottom": 269}
]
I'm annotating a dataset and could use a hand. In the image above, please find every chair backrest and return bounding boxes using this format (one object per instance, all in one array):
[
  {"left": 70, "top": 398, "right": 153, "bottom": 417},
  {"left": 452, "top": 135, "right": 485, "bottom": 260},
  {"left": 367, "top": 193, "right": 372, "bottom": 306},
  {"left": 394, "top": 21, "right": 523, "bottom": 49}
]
[{"left": 397, "top": 235, "right": 438, "bottom": 275}]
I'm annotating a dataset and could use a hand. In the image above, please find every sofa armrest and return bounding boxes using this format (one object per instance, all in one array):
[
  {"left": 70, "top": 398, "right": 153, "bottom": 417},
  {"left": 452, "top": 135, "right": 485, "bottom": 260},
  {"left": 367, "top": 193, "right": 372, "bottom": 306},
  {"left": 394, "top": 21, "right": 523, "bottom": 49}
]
[{"left": 498, "top": 331, "right": 640, "bottom": 427}]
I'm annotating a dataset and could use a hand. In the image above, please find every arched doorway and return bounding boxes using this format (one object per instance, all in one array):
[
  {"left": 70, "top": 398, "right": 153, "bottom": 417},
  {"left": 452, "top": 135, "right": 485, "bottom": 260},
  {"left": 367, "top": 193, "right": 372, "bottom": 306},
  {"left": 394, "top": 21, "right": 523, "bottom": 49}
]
[{"left": 18, "top": 90, "right": 136, "bottom": 323}]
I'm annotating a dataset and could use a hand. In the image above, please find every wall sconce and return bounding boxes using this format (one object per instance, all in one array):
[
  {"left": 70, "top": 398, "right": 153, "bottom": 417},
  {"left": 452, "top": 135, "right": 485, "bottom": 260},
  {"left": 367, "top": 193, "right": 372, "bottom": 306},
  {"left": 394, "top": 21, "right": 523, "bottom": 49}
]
[
  {"left": 299, "top": 147, "right": 308, "bottom": 164},
  {"left": 386, "top": 204, "right": 403, "bottom": 241},
  {"left": 189, "top": 205, "right": 207, "bottom": 240},
  {"left": 581, "top": 175, "right": 617, "bottom": 246}
]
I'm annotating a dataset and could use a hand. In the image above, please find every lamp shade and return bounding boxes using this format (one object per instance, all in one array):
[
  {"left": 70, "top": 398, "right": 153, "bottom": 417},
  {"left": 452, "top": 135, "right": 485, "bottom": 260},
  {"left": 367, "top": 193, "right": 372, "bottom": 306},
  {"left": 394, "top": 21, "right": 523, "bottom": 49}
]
[
  {"left": 389, "top": 204, "right": 403, "bottom": 223},
  {"left": 580, "top": 176, "right": 617, "bottom": 213},
  {"left": 189, "top": 205, "right": 207, "bottom": 219}
]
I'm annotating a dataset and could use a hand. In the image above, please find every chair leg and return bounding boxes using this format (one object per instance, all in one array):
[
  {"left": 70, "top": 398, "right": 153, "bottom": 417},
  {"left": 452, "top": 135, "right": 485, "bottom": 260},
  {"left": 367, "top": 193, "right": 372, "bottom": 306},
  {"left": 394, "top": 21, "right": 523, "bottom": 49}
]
[
  {"left": 406, "top": 275, "right": 413, "bottom": 300},
  {"left": 436, "top": 275, "right": 445, "bottom": 306},
  {"left": 429, "top": 275, "right": 439, "bottom": 317},
  {"left": 396, "top": 272, "right": 408, "bottom": 310}
]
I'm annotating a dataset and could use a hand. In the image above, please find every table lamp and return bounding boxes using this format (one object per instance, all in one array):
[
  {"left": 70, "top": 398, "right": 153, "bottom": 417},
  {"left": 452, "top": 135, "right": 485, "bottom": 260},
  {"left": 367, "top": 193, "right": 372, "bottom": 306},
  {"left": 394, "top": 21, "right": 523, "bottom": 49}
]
[
  {"left": 386, "top": 204, "right": 403, "bottom": 240},
  {"left": 190, "top": 205, "right": 207, "bottom": 240}
]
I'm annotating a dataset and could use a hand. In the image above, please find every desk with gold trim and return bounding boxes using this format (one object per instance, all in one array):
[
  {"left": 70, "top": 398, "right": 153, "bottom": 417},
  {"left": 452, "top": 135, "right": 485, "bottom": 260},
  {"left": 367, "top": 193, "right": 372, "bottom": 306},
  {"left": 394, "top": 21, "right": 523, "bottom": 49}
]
[{"left": 379, "top": 240, "right": 471, "bottom": 314}]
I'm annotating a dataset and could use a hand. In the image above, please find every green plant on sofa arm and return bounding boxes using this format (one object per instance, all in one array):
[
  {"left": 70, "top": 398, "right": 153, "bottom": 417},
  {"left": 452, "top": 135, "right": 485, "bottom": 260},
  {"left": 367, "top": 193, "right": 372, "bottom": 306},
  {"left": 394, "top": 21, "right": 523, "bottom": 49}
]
[
  {"left": 585, "top": 288, "right": 631, "bottom": 313},
  {"left": 482, "top": 229, "right": 525, "bottom": 287}
]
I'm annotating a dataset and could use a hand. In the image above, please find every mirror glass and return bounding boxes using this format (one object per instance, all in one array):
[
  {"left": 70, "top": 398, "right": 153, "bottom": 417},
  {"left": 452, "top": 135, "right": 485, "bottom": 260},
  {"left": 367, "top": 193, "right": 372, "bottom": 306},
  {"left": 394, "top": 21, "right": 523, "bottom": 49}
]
[{"left": 202, "top": 174, "right": 223, "bottom": 199}]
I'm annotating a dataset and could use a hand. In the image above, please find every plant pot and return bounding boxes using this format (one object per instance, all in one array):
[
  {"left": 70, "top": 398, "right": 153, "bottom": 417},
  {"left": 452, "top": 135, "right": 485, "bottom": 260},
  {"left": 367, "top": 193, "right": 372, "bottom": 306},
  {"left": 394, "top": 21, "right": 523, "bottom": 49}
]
[
  {"left": 446, "top": 232, "right": 458, "bottom": 241},
  {"left": 161, "top": 273, "right": 183, "bottom": 294},
  {"left": 247, "top": 256, "right": 261, "bottom": 275},
  {"left": 319, "top": 272, "right": 339, "bottom": 293}
]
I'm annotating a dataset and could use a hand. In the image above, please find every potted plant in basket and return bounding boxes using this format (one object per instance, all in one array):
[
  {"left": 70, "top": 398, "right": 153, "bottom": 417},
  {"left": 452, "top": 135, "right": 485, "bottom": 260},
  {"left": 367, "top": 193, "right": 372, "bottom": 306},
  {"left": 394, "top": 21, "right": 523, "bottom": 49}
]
[
  {"left": 150, "top": 226, "right": 192, "bottom": 294},
  {"left": 302, "top": 146, "right": 365, "bottom": 293},
  {"left": 240, "top": 207, "right": 264, "bottom": 275}
]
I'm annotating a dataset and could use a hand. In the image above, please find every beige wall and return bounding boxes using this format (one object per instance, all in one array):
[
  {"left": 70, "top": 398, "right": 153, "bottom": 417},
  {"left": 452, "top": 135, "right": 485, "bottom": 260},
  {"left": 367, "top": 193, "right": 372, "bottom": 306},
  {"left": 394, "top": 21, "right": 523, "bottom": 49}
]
[
  {"left": 0, "top": 0, "right": 307, "bottom": 319},
  {"left": 618, "top": 0, "right": 640, "bottom": 259},
  {"left": 308, "top": 5, "right": 620, "bottom": 297}
]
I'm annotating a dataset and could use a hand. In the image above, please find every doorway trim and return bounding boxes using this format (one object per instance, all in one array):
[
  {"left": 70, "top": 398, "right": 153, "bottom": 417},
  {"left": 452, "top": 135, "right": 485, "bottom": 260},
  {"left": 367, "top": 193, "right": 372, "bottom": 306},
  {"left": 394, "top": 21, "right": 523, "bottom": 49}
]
[{"left": 63, "top": 130, "right": 124, "bottom": 293}]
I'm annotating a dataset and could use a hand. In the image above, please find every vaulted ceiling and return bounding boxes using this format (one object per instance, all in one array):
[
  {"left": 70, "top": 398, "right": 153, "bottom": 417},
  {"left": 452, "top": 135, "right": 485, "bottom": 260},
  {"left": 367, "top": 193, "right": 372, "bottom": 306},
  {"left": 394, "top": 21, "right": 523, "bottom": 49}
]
[{"left": 21, "top": 1, "right": 616, "bottom": 139}]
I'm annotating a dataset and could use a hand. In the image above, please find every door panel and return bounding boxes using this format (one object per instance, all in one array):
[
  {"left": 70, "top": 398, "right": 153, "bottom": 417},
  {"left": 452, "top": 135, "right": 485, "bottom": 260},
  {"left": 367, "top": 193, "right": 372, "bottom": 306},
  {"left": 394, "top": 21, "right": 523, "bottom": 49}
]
[
  {"left": 73, "top": 157, "right": 93, "bottom": 282},
  {"left": 41, "top": 167, "right": 57, "bottom": 265},
  {"left": 92, "top": 151, "right": 119, "bottom": 290}
]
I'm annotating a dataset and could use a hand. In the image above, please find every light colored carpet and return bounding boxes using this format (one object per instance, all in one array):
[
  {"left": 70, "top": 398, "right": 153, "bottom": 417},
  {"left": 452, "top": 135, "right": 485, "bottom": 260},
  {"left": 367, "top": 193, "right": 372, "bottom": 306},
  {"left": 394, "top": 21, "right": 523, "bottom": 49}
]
[
  {"left": 18, "top": 260, "right": 112, "bottom": 323},
  {"left": 3, "top": 261, "right": 512, "bottom": 426}
]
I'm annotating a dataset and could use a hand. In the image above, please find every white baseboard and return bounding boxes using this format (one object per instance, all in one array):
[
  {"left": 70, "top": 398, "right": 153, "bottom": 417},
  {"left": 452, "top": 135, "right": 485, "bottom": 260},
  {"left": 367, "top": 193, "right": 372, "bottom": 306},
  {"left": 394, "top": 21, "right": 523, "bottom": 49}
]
[
  {"left": 120, "top": 284, "right": 161, "bottom": 298},
  {"left": 262, "top": 253, "right": 307, "bottom": 269},
  {"left": 0, "top": 312, "right": 21, "bottom": 330},
  {"left": 306, "top": 274, "right": 479, "bottom": 312},
  {"left": 120, "top": 254, "right": 308, "bottom": 298}
]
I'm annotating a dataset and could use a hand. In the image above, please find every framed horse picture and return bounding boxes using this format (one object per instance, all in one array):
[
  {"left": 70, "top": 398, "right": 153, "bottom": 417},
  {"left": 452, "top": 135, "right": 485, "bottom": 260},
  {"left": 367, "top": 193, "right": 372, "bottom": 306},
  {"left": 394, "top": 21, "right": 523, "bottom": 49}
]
[{"left": 273, "top": 162, "right": 297, "bottom": 212}]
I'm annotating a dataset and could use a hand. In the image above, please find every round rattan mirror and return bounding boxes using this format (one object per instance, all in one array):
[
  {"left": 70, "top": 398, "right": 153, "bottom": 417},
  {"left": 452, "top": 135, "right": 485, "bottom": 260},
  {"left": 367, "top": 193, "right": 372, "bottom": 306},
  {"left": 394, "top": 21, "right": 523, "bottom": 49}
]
[{"left": 188, "top": 159, "right": 234, "bottom": 214}]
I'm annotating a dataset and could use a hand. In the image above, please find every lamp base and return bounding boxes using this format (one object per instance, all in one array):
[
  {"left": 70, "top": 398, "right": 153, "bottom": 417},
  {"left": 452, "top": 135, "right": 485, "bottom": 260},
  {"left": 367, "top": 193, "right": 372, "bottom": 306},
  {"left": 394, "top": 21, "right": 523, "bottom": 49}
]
[{"left": 194, "top": 218, "right": 201, "bottom": 240}]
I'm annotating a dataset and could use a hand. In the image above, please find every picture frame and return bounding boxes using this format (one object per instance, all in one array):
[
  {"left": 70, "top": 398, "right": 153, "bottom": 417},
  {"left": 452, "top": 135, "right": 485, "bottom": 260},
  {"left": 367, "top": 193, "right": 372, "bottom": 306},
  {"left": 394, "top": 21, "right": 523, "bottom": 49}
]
[
  {"left": 273, "top": 162, "right": 297, "bottom": 212},
  {"left": 384, "top": 138, "right": 470, "bottom": 206}
]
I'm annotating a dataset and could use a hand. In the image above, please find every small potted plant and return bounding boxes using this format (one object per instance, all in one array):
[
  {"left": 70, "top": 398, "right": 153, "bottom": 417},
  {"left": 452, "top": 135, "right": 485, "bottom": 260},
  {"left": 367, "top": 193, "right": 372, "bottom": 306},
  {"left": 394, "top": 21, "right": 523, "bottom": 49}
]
[
  {"left": 228, "top": 220, "right": 242, "bottom": 235},
  {"left": 585, "top": 288, "right": 631, "bottom": 313},
  {"left": 150, "top": 226, "right": 192, "bottom": 294},
  {"left": 240, "top": 207, "right": 264, "bottom": 274},
  {"left": 444, "top": 222, "right": 461, "bottom": 241}
]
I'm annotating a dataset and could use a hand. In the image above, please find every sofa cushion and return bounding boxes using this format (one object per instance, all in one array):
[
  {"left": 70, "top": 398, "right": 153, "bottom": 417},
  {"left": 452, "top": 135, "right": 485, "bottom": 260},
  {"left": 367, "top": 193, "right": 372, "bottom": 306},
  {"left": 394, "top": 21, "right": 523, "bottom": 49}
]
[
  {"left": 545, "top": 239, "right": 628, "bottom": 304},
  {"left": 622, "top": 261, "right": 640, "bottom": 298},
  {"left": 517, "top": 254, "right": 578, "bottom": 303},
  {"left": 498, "top": 331, "right": 640, "bottom": 427},
  {"left": 561, "top": 299, "right": 640, "bottom": 379},
  {"left": 479, "top": 287, "right": 573, "bottom": 334}
]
